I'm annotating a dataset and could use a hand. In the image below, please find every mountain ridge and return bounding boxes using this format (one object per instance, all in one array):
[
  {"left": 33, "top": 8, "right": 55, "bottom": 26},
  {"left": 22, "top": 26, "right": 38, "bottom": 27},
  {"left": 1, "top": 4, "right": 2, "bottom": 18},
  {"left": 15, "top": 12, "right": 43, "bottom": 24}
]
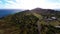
[{"left": 0, "top": 8, "right": 60, "bottom": 34}]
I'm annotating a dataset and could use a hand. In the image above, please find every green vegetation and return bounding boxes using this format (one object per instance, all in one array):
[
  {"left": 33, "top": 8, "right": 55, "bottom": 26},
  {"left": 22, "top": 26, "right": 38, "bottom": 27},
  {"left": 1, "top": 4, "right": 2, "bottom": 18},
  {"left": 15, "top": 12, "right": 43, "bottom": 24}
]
[
  {"left": 0, "top": 11, "right": 39, "bottom": 34},
  {"left": 0, "top": 9, "right": 60, "bottom": 34}
]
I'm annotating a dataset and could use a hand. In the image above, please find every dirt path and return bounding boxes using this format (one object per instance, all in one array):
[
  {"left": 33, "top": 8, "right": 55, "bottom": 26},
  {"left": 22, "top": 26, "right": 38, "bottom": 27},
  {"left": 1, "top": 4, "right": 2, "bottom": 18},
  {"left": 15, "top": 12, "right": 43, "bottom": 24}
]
[{"left": 31, "top": 11, "right": 42, "bottom": 34}]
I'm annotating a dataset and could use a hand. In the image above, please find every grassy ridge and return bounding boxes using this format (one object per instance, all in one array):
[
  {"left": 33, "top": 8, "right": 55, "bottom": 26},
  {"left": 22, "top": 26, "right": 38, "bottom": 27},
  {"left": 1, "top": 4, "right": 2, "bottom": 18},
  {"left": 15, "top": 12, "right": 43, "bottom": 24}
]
[{"left": 0, "top": 9, "right": 60, "bottom": 34}]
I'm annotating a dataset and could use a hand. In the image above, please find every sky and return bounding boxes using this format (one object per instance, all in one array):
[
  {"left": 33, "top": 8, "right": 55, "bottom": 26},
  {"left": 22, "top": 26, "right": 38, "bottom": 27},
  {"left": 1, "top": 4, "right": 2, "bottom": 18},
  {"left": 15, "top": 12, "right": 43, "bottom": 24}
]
[{"left": 0, "top": 0, "right": 60, "bottom": 10}]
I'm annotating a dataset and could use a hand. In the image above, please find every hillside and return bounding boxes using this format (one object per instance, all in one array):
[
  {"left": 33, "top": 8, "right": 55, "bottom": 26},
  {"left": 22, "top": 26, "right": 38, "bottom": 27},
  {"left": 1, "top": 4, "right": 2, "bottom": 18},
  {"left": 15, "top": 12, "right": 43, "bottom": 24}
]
[{"left": 0, "top": 8, "right": 60, "bottom": 34}]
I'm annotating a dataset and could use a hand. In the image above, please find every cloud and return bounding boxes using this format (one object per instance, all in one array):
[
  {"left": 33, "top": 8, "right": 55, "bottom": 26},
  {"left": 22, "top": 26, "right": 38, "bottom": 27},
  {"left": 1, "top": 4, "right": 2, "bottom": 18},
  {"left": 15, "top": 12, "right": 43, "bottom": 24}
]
[
  {"left": 0, "top": 0, "right": 21, "bottom": 9},
  {"left": 46, "top": 0, "right": 60, "bottom": 3},
  {"left": 0, "top": 0, "right": 60, "bottom": 9},
  {"left": 35, "top": 0, "right": 60, "bottom": 9}
]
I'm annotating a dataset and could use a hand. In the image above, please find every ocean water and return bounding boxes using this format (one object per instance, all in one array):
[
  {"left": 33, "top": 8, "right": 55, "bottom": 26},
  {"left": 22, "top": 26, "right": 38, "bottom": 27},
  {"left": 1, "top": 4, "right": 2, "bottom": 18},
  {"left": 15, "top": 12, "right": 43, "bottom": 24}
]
[{"left": 0, "top": 9, "right": 22, "bottom": 18}]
